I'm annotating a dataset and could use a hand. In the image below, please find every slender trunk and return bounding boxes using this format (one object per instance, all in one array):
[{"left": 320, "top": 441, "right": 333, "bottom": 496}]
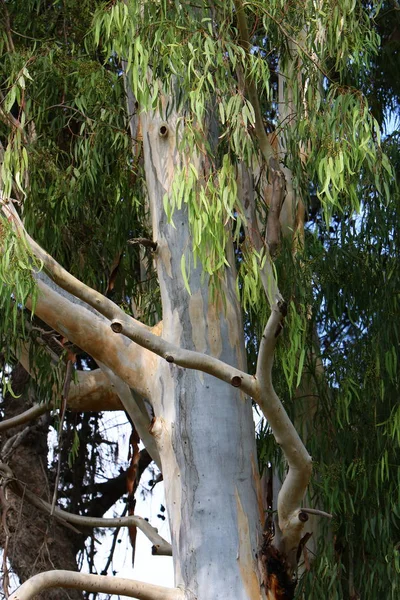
[{"left": 141, "top": 111, "right": 265, "bottom": 599}]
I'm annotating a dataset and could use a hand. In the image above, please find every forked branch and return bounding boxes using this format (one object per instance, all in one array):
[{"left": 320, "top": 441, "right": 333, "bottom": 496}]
[{"left": 1, "top": 198, "right": 257, "bottom": 398}]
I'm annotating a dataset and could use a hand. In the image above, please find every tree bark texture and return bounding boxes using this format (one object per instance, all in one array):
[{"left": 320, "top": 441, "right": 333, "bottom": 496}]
[{"left": 141, "top": 111, "right": 265, "bottom": 599}]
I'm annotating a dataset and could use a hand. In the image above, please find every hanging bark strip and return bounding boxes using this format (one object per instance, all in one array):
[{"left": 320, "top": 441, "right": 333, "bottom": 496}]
[{"left": 127, "top": 426, "right": 141, "bottom": 566}]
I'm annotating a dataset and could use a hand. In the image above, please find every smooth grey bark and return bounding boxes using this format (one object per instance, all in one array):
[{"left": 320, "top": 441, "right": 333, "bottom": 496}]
[{"left": 141, "top": 111, "right": 265, "bottom": 599}]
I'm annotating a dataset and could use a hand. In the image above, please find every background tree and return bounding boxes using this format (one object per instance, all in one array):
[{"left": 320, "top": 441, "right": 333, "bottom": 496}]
[{"left": 0, "top": 1, "right": 399, "bottom": 600}]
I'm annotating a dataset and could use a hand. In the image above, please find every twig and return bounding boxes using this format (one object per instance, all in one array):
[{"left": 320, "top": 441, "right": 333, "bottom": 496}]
[
  {"left": 101, "top": 505, "right": 128, "bottom": 575},
  {"left": 300, "top": 507, "right": 333, "bottom": 519},
  {"left": 128, "top": 238, "right": 158, "bottom": 251}
]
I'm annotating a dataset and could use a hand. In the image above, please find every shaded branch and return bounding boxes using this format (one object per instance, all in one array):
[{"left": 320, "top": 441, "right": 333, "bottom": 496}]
[
  {"left": 234, "top": 0, "right": 274, "bottom": 162},
  {"left": 98, "top": 361, "right": 162, "bottom": 469},
  {"left": 15, "top": 342, "right": 125, "bottom": 412},
  {"left": 266, "top": 164, "right": 286, "bottom": 257},
  {"left": 0, "top": 462, "right": 172, "bottom": 556},
  {"left": 0, "top": 0, "right": 15, "bottom": 53},
  {"left": 128, "top": 237, "right": 158, "bottom": 251},
  {"left": 83, "top": 450, "right": 152, "bottom": 518},
  {"left": 238, "top": 164, "right": 284, "bottom": 307},
  {"left": 0, "top": 403, "right": 49, "bottom": 433},
  {"left": 9, "top": 570, "right": 183, "bottom": 600}
]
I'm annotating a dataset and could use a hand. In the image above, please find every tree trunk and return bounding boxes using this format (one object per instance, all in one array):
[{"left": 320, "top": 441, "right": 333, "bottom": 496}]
[
  {"left": 141, "top": 111, "right": 265, "bottom": 599},
  {"left": 0, "top": 364, "right": 83, "bottom": 600}
]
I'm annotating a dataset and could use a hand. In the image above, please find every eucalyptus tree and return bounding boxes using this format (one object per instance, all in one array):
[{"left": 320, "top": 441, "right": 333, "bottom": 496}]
[{"left": 0, "top": 1, "right": 399, "bottom": 600}]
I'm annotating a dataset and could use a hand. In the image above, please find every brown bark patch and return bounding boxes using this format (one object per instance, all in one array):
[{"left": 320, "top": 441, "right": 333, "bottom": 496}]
[
  {"left": 251, "top": 455, "right": 265, "bottom": 525},
  {"left": 235, "top": 489, "right": 262, "bottom": 599},
  {"left": 260, "top": 535, "right": 297, "bottom": 600}
]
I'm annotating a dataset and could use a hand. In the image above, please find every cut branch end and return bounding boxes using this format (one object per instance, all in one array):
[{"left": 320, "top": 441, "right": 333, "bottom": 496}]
[{"left": 111, "top": 321, "right": 123, "bottom": 333}]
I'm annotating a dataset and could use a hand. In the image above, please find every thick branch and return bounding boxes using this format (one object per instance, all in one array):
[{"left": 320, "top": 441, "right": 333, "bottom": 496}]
[
  {"left": 9, "top": 571, "right": 183, "bottom": 600},
  {"left": 27, "top": 277, "right": 158, "bottom": 402},
  {"left": 17, "top": 342, "right": 124, "bottom": 411},
  {"left": 255, "top": 303, "right": 312, "bottom": 562}
]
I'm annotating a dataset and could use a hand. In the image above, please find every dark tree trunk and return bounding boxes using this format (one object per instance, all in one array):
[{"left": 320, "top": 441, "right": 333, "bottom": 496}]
[{"left": 0, "top": 364, "right": 84, "bottom": 600}]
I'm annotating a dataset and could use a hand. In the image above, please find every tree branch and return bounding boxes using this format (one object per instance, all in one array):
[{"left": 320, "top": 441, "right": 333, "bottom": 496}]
[
  {"left": 9, "top": 571, "right": 182, "bottom": 600},
  {"left": 234, "top": 0, "right": 274, "bottom": 162},
  {"left": 97, "top": 362, "right": 162, "bottom": 469},
  {"left": 2, "top": 197, "right": 257, "bottom": 398},
  {"left": 255, "top": 303, "right": 312, "bottom": 569},
  {"left": 110, "top": 317, "right": 256, "bottom": 396},
  {"left": 1, "top": 198, "right": 150, "bottom": 333},
  {"left": 25, "top": 276, "right": 159, "bottom": 402},
  {"left": 0, "top": 403, "right": 49, "bottom": 433},
  {"left": 300, "top": 507, "right": 332, "bottom": 519},
  {"left": 19, "top": 339, "right": 124, "bottom": 411},
  {"left": 0, "top": 462, "right": 172, "bottom": 555}
]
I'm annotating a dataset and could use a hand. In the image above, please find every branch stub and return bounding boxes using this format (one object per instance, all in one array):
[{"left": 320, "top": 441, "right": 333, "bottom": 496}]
[
  {"left": 231, "top": 375, "right": 242, "bottom": 388},
  {"left": 278, "top": 300, "right": 288, "bottom": 317},
  {"left": 111, "top": 320, "right": 123, "bottom": 334},
  {"left": 159, "top": 123, "right": 169, "bottom": 138},
  {"left": 165, "top": 354, "right": 175, "bottom": 363}
]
